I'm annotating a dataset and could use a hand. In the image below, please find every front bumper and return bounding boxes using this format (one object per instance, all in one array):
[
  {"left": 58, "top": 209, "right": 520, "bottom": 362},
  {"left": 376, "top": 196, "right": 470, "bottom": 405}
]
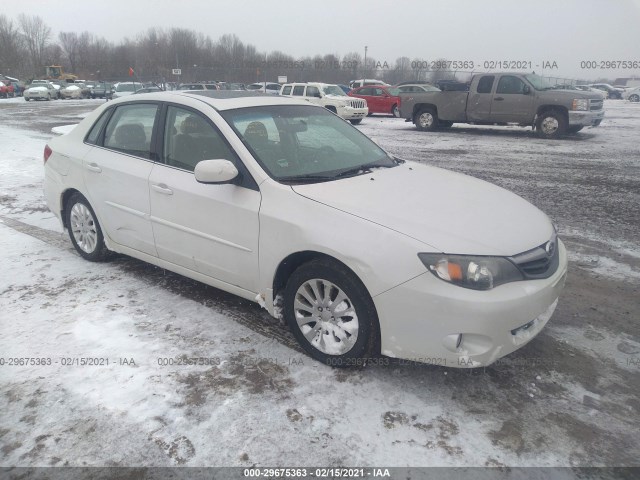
[
  {"left": 373, "top": 240, "right": 568, "bottom": 367},
  {"left": 569, "top": 110, "right": 604, "bottom": 127},
  {"left": 337, "top": 105, "right": 368, "bottom": 120},
  {"left": 25, "top": 92, "right": 49, "bottom": 100}
]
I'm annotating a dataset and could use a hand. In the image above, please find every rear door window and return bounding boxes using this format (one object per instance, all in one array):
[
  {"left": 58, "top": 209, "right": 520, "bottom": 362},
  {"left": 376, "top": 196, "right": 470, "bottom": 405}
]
[{"left": 103, "top": 103, "right": 158, "bottom": 159}]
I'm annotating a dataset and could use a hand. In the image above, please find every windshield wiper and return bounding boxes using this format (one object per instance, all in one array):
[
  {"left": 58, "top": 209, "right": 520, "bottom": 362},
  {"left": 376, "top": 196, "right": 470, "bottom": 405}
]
[
  {"left": 332, "top": 158, "right": 398, "bottom": 179},
  {"left": 278, "top": 174, "right": 337, "bottom": 184}
]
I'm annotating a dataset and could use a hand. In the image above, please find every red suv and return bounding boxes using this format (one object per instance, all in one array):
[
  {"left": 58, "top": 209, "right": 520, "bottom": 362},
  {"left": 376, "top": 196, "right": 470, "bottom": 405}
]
[{"left": 348, "top": 85, "right": 401, "bottom": 117}]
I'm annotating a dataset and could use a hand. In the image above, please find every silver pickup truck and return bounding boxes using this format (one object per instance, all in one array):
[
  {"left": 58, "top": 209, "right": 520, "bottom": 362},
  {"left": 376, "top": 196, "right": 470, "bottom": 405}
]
[{"left": 398, "top": 73, "right": 605, "bottom": 138}]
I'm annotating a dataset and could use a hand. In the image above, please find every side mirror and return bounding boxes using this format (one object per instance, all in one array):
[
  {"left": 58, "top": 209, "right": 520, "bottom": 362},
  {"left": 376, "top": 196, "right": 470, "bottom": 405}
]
[
  {"left": 194, "top": 159, "right": 239, "bottom": 184},
  {"left": 523, "top": 85, "right": 531, "bottom": 95}
]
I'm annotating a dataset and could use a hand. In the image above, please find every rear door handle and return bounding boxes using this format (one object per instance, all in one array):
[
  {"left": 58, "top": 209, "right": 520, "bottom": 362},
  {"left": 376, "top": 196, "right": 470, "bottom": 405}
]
[
  {"left": 85, "top": 163, "right": 102, "bottom": 173},
  {"left": 494, "top": 97, "right": 504, "bottom": 101},
  {"left": 151, "top": 183, "right": 173, "bottom": 195}
]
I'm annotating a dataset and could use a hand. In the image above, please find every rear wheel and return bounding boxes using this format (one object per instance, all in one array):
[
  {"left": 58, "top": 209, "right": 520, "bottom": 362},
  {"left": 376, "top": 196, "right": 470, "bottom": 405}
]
[
  {"left": 391, "top": 104, "right": 400, "bottom": 118},
  {"left": 414, "top": 107, "right": 439, "bottom": 131},
  {"left": 284, "top": 259, "right": 378, "bottom": 367},
  {"left": 66, "top": 193, "right": 110, "bottom": 261},
  {"left": 536, "top": 110, "right": 567, "bottom": 138},
  {"left": 630, "top": 94, "right": 639, "bottom": 102}
]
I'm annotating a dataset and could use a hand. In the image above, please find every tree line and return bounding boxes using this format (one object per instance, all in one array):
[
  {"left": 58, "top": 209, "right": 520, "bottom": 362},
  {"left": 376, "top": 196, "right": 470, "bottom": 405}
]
[{"left": 0, "top": 13, "right": 454, "bottom": 84}]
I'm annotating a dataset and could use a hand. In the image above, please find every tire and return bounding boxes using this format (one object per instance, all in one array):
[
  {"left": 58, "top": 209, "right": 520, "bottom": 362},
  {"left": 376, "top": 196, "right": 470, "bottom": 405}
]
[
  {"left": 349, "top": 119, "right": 362, "bottom": 125},
  {"left": 414, "top": 107, "right": 439, "bottom": 131},
  {"left": 24, "top": 97, "right": 30, "bottom": 101},
  {"left": 566, "top": 125, "right": 584, "bottom": 134},
  {"left": 284, "top": 258, "right": 379, "bottom": 367},
  {"left": 391, "top": 104, "right": 400, "bottom": 118},
  {"left": 65, "top": 193, "right": 110, "bottom": 261},
  {"left": 439, "top": 121, "right": 453, "bottom": 128},
  {"left": 630, "top": 94, "right": 639, "bottom": 102},
  {"left": 536, "top": 110, "right": 567, "bottom": 138}
]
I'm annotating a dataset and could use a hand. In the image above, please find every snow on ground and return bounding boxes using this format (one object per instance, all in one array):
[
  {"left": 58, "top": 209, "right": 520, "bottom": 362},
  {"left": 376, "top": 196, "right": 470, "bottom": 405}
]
[{"left": 0, "top": 98, "right": 639, "bottom": 468}]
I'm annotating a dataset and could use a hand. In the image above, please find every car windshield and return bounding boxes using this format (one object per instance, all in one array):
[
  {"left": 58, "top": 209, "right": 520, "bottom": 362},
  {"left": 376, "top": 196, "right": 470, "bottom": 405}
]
[
  {"left": 117, "top": 83, "right": 138, "bottom": 92},
  {"left": 322, "top": 85, "right": 346, "bottom": 96},
  {"left": 221, "top": 105, "right": 396, "bottom": 183},
  {"left": 524, "top": 74, "right": 555, "bottom": 91}
]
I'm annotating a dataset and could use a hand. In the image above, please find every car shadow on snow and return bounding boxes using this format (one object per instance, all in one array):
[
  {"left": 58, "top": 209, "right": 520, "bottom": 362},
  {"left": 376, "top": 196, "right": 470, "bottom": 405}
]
[{"left": 397, "top": 124, "right": 599, "bottom": 141}]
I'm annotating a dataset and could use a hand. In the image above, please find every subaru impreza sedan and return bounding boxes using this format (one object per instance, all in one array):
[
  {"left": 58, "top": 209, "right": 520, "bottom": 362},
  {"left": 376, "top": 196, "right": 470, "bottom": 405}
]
[{"left": 43, "top": 91, "right": 567, "bottom": 367}]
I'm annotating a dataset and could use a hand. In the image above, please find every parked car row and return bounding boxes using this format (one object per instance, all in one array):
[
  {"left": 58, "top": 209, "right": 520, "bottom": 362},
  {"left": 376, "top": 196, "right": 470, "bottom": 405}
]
[{"left": 0, "top": 75, "right": 26, "bottom": 98}]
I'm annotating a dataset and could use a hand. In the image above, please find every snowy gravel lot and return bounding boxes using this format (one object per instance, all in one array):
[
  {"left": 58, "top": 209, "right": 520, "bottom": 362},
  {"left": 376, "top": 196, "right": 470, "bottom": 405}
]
[{"left": 0, "top": 97, "right": 639, "bottom": 469}]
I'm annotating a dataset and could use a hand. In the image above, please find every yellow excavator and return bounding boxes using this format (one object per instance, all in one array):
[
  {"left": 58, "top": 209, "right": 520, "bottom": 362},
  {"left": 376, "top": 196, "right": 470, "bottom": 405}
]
[{"left": 45, "top": 65, "right": 77, "bottom": 82}]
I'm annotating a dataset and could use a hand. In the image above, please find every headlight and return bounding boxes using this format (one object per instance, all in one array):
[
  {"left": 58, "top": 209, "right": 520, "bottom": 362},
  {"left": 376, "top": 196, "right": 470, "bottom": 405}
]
[
  {"left": 572, "top": 99, "right": 589, "bottom": 111},
  {"left": 418, "top": 253, "right": 524, "bottom": 290}
]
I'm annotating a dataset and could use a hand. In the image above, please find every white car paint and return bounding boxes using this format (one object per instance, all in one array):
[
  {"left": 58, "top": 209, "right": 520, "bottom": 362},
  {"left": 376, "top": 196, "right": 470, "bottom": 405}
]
[{"left": 44, "top": 91, "right": 567, "bottom": 367}]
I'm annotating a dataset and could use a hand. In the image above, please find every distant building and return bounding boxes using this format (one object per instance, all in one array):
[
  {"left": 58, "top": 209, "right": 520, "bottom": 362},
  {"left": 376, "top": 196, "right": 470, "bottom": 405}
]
[{"left": 613, "top": 77, "right": 640, "bottom": 87}]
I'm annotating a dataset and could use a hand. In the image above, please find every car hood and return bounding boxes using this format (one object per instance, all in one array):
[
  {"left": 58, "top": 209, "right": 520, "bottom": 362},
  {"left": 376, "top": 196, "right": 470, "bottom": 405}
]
[
  {"left": 542, "top": 89, "right": 602, "bottom": 100},
  {"left": 291, "top": 162, "right": 553, "bottom": 256},
  {"left": 27, "top": 87, "right": 48, "bottom": 92}
]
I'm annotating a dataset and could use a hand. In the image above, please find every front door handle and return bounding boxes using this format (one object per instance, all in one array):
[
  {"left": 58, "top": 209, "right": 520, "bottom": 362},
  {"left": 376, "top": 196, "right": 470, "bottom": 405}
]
[
  {"left": 85, "top": 163, "right": 102, "bottom": 173},
  {"left": 494, "top": 97, "right": 504, "bottom": 101},
  {"left": 151, "top": 183, "right": 173, "bottom": 195}
]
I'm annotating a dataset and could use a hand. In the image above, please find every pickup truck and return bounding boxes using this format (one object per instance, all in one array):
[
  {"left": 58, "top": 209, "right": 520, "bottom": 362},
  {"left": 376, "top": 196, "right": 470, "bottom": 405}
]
[{"left": 399, "top": 73, "right": 605, "bottom": 138}]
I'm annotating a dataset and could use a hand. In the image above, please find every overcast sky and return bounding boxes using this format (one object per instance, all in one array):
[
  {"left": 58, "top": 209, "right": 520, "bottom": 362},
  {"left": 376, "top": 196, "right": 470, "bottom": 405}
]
[{"left": 4, "top": 0, "right": 640, "bottom": 80}]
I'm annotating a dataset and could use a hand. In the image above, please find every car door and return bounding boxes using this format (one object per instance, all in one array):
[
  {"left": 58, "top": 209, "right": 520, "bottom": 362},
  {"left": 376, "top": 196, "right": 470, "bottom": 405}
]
[
  {"left": 305, "top": 85, "right": 322, "bottom": 106},
  {"left": 82, "top": 102, "right": 159, "bottom": 256},
  {"left": 466, "top": 75, "right": 495, "bottom": 122},
  {"left": 354, "top": 87, "right": 374, "bottom": 112},
  {"left": 148, "top": 104, "right": 261, "bottom": 292},
  {"left": 489, "top": 75, "right": 535, "bottom": 123}
]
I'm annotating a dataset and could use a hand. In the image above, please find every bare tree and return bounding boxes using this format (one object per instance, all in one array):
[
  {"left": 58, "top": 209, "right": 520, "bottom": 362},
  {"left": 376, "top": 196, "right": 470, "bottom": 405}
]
[
  {"left": 0, "top": 14, "right": 26, "bottom": 76},
  {"left": 58, "top": 32, "right": 79, "bottom": 73},
  {"left": 18, "top": 14, "right": 51, "bottom": 76}
]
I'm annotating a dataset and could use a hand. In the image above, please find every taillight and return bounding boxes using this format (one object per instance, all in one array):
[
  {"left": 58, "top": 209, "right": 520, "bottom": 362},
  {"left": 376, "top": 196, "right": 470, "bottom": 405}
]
[{"left": 44, "top": 144, "right": 52, "bottom": 164}]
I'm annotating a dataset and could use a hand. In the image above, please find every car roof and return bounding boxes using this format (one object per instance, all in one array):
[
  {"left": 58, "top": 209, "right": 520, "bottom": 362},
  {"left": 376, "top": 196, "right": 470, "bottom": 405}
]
[
  {"left": 284, "top": 82, "right": 337, "bottom": 87},
  {"left": 117, "top": 90, "right": 309, "bottom": 111}
]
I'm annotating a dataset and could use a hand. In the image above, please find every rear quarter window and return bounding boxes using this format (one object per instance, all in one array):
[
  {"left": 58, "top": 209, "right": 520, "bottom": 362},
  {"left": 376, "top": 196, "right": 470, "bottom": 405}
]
[{"left": 85, "top": 109, "right": 112, "bottom": 145}]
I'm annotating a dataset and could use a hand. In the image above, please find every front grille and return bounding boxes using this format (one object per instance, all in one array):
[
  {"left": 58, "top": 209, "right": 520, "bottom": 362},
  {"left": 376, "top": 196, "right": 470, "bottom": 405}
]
[
  {"left": 510, "top": 234, "right": 560, "bottom": 280},
  {"left": 350, "top": 99, "right": 366, "bottom": 109},
  {"left": 589, "top": 99, "right": 603, "bottom": 111}
]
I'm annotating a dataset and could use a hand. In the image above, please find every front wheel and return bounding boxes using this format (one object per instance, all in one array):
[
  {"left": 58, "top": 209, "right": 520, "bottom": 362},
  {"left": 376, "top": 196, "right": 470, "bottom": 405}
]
[
  {"left": 391, "top": 104, "right": 400, "bottom": 118},
  {"left": 536, "top": 111, "right": 567, "bottom": 138},
  {"left": 414, "top": 107, "right": 439, "bottom": 131},
  {"left": 66, "top": 193, "right": 110, "bottom": 261},
  {"left": 284, "top": 259, "right": 378, "bottom": 367},
  {"left": 629, "top": 94, "right": 639, "bottom": 102}
]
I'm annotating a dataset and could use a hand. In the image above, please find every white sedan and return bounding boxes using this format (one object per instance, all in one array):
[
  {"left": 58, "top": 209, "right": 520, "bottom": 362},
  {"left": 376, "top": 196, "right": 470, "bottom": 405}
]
[
  {"left": 623, "top": 86, "right": 640, "bottom": 102},
  {"left": 43, "top": 91, "right": 567, "bottom": 367},
  {"left": 24, "top": 83, "right": 57, "bottom": 101}
]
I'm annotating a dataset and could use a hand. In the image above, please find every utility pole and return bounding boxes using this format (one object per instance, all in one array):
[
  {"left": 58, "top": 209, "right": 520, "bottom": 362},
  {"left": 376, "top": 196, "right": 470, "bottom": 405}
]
[{"left": 364, "top": 46, "right": 368, "bottom": 79}]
